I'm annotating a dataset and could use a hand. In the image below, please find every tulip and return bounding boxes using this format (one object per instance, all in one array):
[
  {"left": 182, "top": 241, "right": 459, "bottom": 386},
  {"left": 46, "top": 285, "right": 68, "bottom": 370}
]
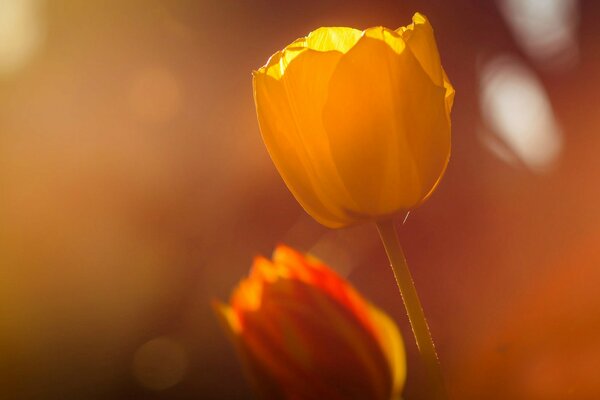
[
  {"left": 253, "top": 12, "right": 454, "bottom": 229},
  {"left": 253, "top": 13, "right": 453, "bottom": 398},
  {"left": 215, "top": 245, "right": 406, "bottom": 400}
]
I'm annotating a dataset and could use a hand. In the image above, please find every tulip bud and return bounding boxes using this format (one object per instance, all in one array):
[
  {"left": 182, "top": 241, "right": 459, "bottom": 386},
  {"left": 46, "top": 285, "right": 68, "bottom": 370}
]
[
  {"left": 253, "top": 13, "right": 454, "bottom": 228},
  {"left": 215, "top": 245, "right": 405, "bottom": 400}
]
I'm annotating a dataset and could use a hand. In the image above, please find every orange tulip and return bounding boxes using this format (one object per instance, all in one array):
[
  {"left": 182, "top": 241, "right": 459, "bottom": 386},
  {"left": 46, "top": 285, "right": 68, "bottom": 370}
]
[
  {"left": 253, "top": 13, "right": 454, "bottom": 228},
  {"left": 215, "top": 245, "right": 405, "bottom": 400}
]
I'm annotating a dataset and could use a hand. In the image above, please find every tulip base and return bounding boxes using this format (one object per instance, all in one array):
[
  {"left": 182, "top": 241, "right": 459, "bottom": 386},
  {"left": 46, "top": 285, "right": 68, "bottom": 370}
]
[{"left": 376, "top": 218, "right": 447, "bottom": 400}]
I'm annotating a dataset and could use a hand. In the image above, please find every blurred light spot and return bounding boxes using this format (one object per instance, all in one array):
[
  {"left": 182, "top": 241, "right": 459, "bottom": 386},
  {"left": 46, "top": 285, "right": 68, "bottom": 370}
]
[
  {"left": 132, "top": 337, "right": 188, "bottom": 391},
  {"left": 309, "top": 232, "right": 354, "bottom": 277},
  {"left": 497, "top": 0, "right": 579, "bottom": 70},
  {"left": 308, "top": 223, "right": 378, "bottom": 278},
  {"left": 129, "top": 67, "right": 182, "bottom": 123},
  {"left": 0, "top": 0, "right": 44, "bottom": 75},
  {"left": 479, "top": 55, "right": 562, "bottom": 172},
  {"left": 281, "top": 215, "right": 379, "bottom": 279}
]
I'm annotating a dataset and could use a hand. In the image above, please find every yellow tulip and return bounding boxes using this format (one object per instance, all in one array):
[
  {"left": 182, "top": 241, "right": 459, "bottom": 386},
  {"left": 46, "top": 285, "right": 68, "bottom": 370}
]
[
  {"left": 253, "top": 13, "right": 454, "bottom": 228},
  {"left": 215, "top": 245, "right": 406, "bottom": 400}
]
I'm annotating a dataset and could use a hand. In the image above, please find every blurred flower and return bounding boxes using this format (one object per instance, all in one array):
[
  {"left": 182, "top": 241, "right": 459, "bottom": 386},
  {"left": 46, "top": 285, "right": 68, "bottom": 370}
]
[
  {"left": 253, "top": 13, "right": 454, "bottom": 228},
  {"left": 496, "top": 0, "right": 579, "bottom": 71},
  {"left": 215, "top": 245, "right": 405, "bottom": 400},
  {"left": 479, "top": 54, "right": 562, "bottom": 172},
  {"left": 0, "top": 0, "right": 45, "bottom": 75}
]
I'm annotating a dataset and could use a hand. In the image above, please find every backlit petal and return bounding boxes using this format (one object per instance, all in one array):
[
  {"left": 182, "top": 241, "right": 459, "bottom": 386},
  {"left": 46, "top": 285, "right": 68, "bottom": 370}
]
[
  {"left": 254, "top": 48, "right": 363, "bottom": 228},
  {"left": 364, "top": 26, "right": 406, "bottom": 54},
  {"left": 367, "top": 304, "right": 407, "bottom": 397},
  {"left": 258, "top": 27, "right": 362, "bottom": 80},
  {"left": 253, "top": 279, "right": 391, "bottom": 399},
  {"left": 397, "top": 12, "right": 444, "bottom": 87},
  {"left": 442, "top": 67, "right": 455, "bottom": 117},
  {"left": 323, "top": 33, "right": 448, "bottom": 215},
  {"left": 305, "top": 27, "right": 362, "bottom": 53}
]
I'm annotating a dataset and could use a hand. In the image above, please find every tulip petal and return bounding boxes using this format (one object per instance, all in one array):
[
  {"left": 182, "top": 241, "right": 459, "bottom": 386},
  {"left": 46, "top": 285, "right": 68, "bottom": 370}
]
[
  {"left": 323, "top": 32, "right": 449, "bottom": 215},
  {"left": 398, "top": 13, "right": 454, "bottom": 122},
  {"left": 305, "top": 27, "right": 363, "bottom": 53},
  {"left": 259, "top": 279, "right": 392, "bottom": 399},
  {"left": 213, "top": 300, "right": 242, "bottom": 334},
  {"left": 367, "top": 304, "right": 407, "bottom": 397},
  {"left": 257, "top": 27, "right": 361, "bottom": 81},
  {"left": 364, "top": 26, "right": 406, "bottom": 54},
  {"left": 261, "top": 45, "right": 305, "bottom": 80},
  {"left": 217, "top": 246, "right": 406, "bottom": 399},
  {"left": 442, "top": 67, "right": 455, "bottom": 117},
  {"left": 238, "top": 269, "right": 392, "bottom": 398},
  {"left": 213, "top": 301, "right": 286, "bottom": 398},
  {"left": 271, "top": 246, "right": 402, "bottom": 398},
  {"left": 253, "top": 73, "right": 342, "bottom": 227},
  {"left": 273, "top": 245, "right": 378, "bottom": 336},
  {"left": 397, "top": 13, "right": 444, "bottom": 87},
  {"left": 254, "top": 47, "right": 367, "bottom": 228}
]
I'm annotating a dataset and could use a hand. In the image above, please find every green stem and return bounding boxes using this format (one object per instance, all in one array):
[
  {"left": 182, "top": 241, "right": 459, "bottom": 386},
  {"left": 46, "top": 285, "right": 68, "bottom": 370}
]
[{"left": 376, "top": 218, "right": 447, "bottom": 399}]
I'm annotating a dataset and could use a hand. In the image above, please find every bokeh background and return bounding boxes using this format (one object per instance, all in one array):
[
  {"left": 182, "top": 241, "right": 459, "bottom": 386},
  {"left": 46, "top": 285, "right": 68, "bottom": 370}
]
[{"left": 1, "top": 0, "right": 599, "bottom": 399}]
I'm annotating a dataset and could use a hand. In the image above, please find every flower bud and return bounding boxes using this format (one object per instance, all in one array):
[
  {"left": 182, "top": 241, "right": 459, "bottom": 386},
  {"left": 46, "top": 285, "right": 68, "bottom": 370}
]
[
  {"left": 253, "top": 13, "right": 454, "bottom": 228},
  {"left": 215, "top": 245, "right": 405, "bottom": 399}
]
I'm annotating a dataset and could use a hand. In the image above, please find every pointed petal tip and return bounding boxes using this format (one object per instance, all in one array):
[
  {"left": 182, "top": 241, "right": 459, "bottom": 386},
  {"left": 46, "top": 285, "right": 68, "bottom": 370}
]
[
  {"left": 250, "top": 255, "right": 274, "bottom": 276},
  {"left": 363, "top": 26, "right": 406, "bottom": 54},
  {"left": 272, "top": 242, "right": 292, "bottom": 256},
  {"left": 253, "top": 27, "right": 365, "bottom": 80},
  {"left": 271, "top": 243, "right": 300, "bottom": 266},
  {"left": 212, "top": 300, "right": 242, "bottom": 334},
  {"left": 211, "top": 299, "right": 228, "bottom": 316},
  {"left": 412, "top": 12, "right": 428, "bottom": 24}
]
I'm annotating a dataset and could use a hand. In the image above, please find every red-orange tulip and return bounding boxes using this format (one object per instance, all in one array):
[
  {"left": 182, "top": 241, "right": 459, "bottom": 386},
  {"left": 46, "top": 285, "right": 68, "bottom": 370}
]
[{"left": 215, "top": 245, "right": 405, "bottom": 400}]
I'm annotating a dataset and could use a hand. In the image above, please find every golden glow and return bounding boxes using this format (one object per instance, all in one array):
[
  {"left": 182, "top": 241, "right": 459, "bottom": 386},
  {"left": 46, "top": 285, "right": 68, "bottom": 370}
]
[
  {"left": 253, "top": 13, "right": 454, "bottom": 228},
  {"left": 0, "top": 0, "right": 44, "bottom": 75},
  {"left": 2, "top": 3, "right": 600, "bottom": 398}
]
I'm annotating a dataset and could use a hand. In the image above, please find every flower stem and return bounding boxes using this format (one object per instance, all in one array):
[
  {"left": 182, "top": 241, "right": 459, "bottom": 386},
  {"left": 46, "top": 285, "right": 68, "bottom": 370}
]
[{"left": 376, "top": 218, "right": 447, "bottom": 399}]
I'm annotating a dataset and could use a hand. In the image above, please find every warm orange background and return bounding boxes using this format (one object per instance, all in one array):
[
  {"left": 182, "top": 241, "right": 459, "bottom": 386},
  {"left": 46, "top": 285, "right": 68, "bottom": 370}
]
[{"left": 1, "top": 1, "right": 599, "bottom": 399}]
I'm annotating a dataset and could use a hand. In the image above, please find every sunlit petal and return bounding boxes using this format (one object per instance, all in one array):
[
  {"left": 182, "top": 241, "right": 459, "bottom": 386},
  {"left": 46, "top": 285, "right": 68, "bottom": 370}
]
[{"left": 323, "top": 34, "right": 449, "bottom": 214}]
